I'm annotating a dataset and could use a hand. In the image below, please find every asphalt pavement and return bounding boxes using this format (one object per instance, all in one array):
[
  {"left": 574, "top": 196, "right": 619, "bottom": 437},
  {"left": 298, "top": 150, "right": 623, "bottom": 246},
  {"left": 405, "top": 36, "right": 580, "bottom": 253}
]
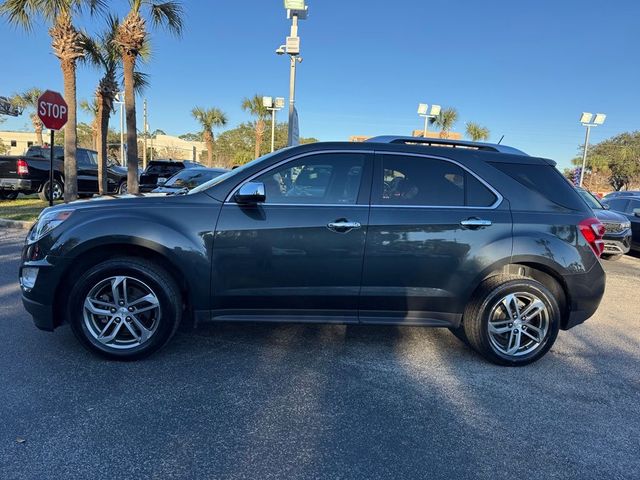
[{"left": 0, "top": 228, "right": 638, "bottom": 480}]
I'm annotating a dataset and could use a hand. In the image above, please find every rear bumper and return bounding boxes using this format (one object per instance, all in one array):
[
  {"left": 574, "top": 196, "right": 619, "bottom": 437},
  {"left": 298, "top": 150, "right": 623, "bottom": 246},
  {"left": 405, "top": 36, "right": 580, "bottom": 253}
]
[
  {"left": 562, "top": 261, "right": 606, "bottom": 330},
  {"left": 0, "top": 178, "right": 32, "bottom": 191}
]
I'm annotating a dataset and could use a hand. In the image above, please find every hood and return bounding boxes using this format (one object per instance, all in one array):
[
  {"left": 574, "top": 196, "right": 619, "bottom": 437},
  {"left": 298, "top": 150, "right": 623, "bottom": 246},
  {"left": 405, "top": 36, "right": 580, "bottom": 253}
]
[
  {"left": 593, "top": 208, "right": 628, "bottom": 223},
  {"left": 41, "top": 192, "right": 178, "bottom": 216}
]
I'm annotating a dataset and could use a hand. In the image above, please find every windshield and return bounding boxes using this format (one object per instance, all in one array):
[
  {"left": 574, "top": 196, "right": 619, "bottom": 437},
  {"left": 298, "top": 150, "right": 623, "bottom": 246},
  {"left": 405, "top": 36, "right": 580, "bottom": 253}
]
[
  {"left": 576, "top": 188, "right": 603, "bottom": 210},
  {"left": 165, "top": 169, "right": 226, "bottom": 189},
  {"left": 188, "top": 148, "right": 293, "bottom": 195}
]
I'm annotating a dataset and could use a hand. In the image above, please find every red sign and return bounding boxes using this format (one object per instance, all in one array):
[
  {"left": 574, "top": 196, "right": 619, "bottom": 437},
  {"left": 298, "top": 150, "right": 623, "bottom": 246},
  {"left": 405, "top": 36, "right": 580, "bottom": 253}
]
[{"left": 37, "top": 90, "right": 68, "bottom": 131}]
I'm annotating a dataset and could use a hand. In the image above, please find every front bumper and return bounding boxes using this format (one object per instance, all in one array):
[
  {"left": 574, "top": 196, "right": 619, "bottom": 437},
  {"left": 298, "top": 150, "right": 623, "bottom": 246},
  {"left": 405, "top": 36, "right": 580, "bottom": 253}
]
[
  {"left": 602, "top": 232, "right": 632, "bottom": 256},
  {"left": 19, "top": 253, "right": 67, "bottom": 331},
  {"left": 562, "top": 260, "right": 606, "bottom": 330},
  {"left": 0, "top": 178, "right": 32, "bottom": 191}
]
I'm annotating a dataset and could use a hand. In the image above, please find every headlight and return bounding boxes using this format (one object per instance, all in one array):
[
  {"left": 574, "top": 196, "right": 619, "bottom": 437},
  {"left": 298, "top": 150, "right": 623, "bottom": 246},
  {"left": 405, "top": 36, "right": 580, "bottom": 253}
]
[
  {"left": 27, "top": 209, "right": 74, "bottom": 243},
  {"left": 622, "top": 221, "right": 631, "bottom": 230}
]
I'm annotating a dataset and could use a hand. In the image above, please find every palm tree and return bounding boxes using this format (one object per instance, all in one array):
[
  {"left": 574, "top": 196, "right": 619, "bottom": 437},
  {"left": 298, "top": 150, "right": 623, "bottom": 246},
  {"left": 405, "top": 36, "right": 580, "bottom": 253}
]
[
  {"left": 0, "top": 0, "right": 105, "bottom": 202},
  {"left": 10, "top": 88, "right": 44, "bottom": 146},
  {"left": 465, "top": 122, "right": 490, "bottom": 142},
  {"left": 79, "top": 97, "right": 99, "bottom": 149},
  {"left": 433, "top": 107, "right": 459, "bottom": 139},
  {"left": 115, "top": 0, "right": 184, "bottom": 194},
  {"left": 191, "top": 107, "right": 228, "bottom": 167},
  {"left": 241, "top": 95, "right": 270, "bottom": 158},
  {"left": 83, "top": 16, "right": 148, "bottom": 195}
]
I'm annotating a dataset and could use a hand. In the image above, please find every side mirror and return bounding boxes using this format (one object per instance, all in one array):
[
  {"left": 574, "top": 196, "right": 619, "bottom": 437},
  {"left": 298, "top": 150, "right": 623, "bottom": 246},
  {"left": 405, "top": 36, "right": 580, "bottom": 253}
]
[
  {"left": 157, "top": 178, "right": 167, "bottom": 186},
  {"left": 634, "top": 208, "right": 640, "bottom": 218},
  {"left": 602, "top": 203, "right": 610, "bottom": 210},
  {"left": 235, "top": 182, "right": 266, "bottom": 204}
]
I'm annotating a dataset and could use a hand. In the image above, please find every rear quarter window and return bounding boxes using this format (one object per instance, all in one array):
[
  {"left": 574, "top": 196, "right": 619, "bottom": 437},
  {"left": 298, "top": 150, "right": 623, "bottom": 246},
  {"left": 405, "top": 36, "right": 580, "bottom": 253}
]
[{"left": 490, "top": 162, "right": 585, "bottom": 210}]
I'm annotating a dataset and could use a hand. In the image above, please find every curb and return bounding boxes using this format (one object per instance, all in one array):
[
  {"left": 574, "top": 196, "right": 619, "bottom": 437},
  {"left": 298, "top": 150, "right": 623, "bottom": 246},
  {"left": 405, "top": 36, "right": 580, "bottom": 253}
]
[{"left": 0, "top": 218, "right": 34, "bottom": 230}]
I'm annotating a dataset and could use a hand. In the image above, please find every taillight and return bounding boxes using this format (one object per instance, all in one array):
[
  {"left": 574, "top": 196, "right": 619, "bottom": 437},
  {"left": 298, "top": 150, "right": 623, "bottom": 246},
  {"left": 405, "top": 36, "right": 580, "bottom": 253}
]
[
  {"left": 578, "top": 217, "right": 606, "bottom": 257},
  {"left": 17, "top": 159, "right": 29, "bottom": 175}
]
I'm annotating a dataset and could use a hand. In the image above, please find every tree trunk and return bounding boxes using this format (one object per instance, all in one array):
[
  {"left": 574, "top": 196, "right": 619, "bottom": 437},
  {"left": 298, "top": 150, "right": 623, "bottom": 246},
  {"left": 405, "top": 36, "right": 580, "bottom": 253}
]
[
  {"left": 97, "top": 92, "right": 110, "bottom": 195},
  {"left": 255, "top": 119, "right": 266, "bottom": 158},
  {"left": 123, "top": 52, "right": 139, "bottom": 193},
  {"left": 31, "top": 115, "right": 44, "bottom": 146},
  {"left": 62, "top": 58, "right": 78, "bottom": 202},
  {"left": 204, "top": 130, "right": 214, "bottom": 167}
]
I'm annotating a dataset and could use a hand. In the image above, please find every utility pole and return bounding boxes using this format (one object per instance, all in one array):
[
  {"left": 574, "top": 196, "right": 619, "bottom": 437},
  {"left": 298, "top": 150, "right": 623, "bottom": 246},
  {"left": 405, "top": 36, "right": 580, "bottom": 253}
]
[{"left": 143, "top": 99, "right": 148, "bottom": 170}]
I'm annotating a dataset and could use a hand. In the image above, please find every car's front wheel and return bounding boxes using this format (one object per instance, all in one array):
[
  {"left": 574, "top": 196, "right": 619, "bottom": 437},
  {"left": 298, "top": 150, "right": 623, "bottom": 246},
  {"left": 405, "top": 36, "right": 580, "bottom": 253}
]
[
  {"left": 68, "top": 257, "right": 182, "bottom": 360},
  {"left": 118, "top": 181, "right": 128, "bottom": 195},
  {"left": 462, "top": 275, "right": 560, "bottom": 366}
]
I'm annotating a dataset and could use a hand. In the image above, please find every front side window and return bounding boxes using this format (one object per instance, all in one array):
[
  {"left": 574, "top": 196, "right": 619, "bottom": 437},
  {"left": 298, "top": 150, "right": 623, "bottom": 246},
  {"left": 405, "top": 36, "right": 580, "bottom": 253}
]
[
  {"left": 627, "top": 200, "right": 640, "bottom": 214},
  {"left": 377, "top": 155, "right": 497, "bottom": 207},
  {"left": 254, "top": 153, "right": 365, "bottom": 205},
  {"left": 605, "top": 199, "right": 629, "bottom": 212}
]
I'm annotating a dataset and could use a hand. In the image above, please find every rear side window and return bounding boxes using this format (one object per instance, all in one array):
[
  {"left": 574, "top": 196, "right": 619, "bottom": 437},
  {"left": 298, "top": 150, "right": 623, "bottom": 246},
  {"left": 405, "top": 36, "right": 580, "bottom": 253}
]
[
  {"left": 146, "top": 163, "right": 183, "bottom": 175},
  {"left": 377, "top": 155, "right": 497, "bottom": 207},
  {"left": 490, "top": 162, "right": 585, "bottom": 210},
  {"left": 605, "top": 199, "right": 629, "bottom": 212}
]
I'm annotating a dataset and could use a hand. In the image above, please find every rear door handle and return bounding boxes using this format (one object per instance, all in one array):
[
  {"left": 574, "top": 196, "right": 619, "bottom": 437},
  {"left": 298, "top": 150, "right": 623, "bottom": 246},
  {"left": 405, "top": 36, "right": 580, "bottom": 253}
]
[
  {"left": 460, "top": 218, "right": 492, "bottom": 228},
  {"left": 327, "top": 221, "right": 361, "bottom": 232}
]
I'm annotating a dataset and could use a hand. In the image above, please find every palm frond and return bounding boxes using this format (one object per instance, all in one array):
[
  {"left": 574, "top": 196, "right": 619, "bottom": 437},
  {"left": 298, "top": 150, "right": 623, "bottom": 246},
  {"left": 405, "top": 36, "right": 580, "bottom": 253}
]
[
  {"left": 147, "top": 1, "right": 184, "bottom": 35},
  {"left": 0, "top": 0, "right": 39, "bottom": 31},
  {"left": 132, "top": 70, "right": 150, "bottom": 94}
]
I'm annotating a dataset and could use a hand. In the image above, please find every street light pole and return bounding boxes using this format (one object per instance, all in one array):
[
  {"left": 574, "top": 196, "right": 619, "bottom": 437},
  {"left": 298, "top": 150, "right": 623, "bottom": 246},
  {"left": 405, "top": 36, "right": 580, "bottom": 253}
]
[
  {"left": 263, "top": 96, "right": 285, "bottom": 153},
  {"left": 278, "top": 1, "right": 308, "bottom": 147},
  {"left": 578, "top": 112, "right": 606, "bottom": 187},
  {"left": 418, "top": 103, "right": 441, "bottom": 138}
]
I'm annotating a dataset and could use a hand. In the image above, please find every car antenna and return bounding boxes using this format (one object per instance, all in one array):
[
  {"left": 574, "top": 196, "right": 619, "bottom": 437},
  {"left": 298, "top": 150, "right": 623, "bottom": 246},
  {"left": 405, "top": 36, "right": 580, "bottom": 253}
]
[{"left": 497, "top": 135, "right": 504, "bottom": 145}]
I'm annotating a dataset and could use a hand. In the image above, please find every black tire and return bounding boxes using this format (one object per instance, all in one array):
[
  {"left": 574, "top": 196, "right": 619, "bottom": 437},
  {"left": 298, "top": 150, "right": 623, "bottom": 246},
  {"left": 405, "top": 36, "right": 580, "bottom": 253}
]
[
  {"left": 462, "top": 275, "right": 560, "bottom": 366},
  {"left": 118, "top": 181, "right": 128, "bottom": 195},
  {"left": 78, "top": 193, "right": 94, "bottom": 199},
  {"left": 67, "top": 257, "right": 182, "bottom": 360},
  {"left": 601, "top": 254, "right": 622, "bottom": 261},
  {"left": 38, "top": 179, "right": 64, "bottom": 202},
  {"left": 0, "top": 191, "right": 18, "bottom": 200}
]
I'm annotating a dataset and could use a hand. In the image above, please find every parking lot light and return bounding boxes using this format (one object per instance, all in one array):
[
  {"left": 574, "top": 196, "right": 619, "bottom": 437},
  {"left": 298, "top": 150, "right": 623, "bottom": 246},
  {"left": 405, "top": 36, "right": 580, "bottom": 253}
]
[{"left": 579, "top": 112, "right": 607, "bottom": 187}]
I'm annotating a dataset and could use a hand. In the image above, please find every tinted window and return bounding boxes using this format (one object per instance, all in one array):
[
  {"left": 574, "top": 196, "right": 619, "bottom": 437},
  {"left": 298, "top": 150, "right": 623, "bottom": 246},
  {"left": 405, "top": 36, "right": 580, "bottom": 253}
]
[
  {"left": 627, "top": 200, "right": 640, "bottom": 214},
  {"left": 146, "top": 163, "right": 184, "bottom": 176},
  {"left": 576, "top": 188, "right": 603, "bottom": 210},
  {"left": 378, "top": 155, "right": 496, "bottom": 207},
  {"left": 605, "top": 199, "right": 629, "bottom": 212},
  {"left": 166, "top": 169, "right": 225, "bottom": 189},
  {"left": 255, "top": 153, "right": 365, "bottom": 205},
  {"left": 490, "top": 162, "right": 585, "bottom": 210}
]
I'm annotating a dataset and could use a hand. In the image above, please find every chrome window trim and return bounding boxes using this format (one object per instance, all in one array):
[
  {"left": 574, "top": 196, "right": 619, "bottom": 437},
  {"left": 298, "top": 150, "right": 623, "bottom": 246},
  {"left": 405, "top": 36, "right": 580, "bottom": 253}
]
[
  {"left": 372, "top": 151, "right": 503, "bottom": 210},
  {"left": 225, "top": 149, "right": 374, "bottom": 204},
  {"left": 225, "top": 148, "right": 503, "bottom": 210}
]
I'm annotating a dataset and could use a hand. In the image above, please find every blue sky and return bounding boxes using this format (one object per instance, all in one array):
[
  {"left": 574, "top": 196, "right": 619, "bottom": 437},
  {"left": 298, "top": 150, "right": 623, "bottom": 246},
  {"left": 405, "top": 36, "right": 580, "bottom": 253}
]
[{"left": 1, "top": 0, "right": 638, "bottom": 169}]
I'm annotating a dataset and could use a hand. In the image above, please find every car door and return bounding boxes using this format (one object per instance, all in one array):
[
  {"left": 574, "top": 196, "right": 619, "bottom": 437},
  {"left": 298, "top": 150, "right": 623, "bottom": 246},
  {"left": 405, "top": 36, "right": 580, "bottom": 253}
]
[
  {"left": 211, "top": 151, "right": 373, "bottom": 321},
  {"left": 625, "top": 199, "right": 640, "bottom": 250},
  {"left": 76, "top": 150, "right": 99, "bottom": 193},
  {"left": 359, "top": 152, "right": 512, "bottom": 326}
]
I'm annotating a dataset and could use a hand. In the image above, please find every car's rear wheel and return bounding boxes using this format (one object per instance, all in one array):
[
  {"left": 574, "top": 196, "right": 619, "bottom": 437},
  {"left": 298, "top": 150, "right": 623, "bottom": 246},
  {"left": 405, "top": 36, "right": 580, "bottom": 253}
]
[
  {"left": 462, "top": 275, "right": 560, "bottom": 366},
  {"left": 38, "top": 179, "right": 63, "bottom": 202},
  {"left": 68, "top": 257, "right": 182, "bottom": 360}
]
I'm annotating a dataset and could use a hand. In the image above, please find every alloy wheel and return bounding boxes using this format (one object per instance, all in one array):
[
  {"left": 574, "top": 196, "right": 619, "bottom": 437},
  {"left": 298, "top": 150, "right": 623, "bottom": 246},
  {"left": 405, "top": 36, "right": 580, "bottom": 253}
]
[
  {"left": 83, "top": 276, "right": 161, "bottom": 350},
  {"left": 487, "top": 292, "right": 550, "bottom": 357}
]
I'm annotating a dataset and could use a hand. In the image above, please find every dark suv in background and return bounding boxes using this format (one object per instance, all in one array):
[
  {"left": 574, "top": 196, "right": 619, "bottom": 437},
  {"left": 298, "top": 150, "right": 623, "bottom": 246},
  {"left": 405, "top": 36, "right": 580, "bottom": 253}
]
[
  {"left": 19, "top": 137, "right": 606, "bottom": 365},
  {"left": 601, "top": 195, "right": 640, "bottom": 253}
]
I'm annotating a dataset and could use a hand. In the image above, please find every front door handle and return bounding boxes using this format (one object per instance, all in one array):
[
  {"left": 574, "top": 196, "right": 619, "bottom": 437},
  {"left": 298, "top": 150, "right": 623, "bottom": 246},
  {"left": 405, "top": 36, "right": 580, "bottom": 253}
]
[
  {"left": 327, "top": 220, "right": 362, "bottom": 232},
  {"left": 460, "top": 218, "right": 492, "bottom": 228}
]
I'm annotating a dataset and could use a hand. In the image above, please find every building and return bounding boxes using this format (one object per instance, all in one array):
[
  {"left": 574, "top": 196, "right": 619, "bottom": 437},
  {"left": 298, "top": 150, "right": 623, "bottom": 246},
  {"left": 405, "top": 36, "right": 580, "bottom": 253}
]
[
  {"left": 0, "top": 130, "right": 207, "bottom": 162},
  {"left": 0, "top": 131, "right": 39, "bottom": 155},
  {"left": 349, "top": 130, "right": 463, "bottom": 142}
]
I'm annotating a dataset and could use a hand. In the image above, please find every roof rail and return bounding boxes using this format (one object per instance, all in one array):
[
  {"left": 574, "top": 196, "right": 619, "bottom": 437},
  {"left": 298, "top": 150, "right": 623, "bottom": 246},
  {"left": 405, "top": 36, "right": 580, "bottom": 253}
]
[{"left": 365, "top": 136, "right": 528, "bottom": 156}]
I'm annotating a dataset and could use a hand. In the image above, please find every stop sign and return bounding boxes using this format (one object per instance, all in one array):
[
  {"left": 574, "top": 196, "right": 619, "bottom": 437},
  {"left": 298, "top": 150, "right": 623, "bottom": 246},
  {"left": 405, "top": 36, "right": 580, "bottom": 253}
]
[{"left": 37, "top": 90, "right": 68, "bottom": 131}]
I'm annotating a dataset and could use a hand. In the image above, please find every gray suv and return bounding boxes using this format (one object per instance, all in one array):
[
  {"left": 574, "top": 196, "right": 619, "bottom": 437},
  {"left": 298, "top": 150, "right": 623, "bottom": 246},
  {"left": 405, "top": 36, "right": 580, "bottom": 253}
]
[{"left": 19, "top": 136, "right": 607, "bottom": 365}]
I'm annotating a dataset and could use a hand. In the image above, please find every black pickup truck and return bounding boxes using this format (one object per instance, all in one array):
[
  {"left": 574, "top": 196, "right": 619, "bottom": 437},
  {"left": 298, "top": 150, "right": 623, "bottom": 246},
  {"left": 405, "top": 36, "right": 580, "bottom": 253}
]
[{"left": 0, "top": 146, "right": 128, "bottom": 201}]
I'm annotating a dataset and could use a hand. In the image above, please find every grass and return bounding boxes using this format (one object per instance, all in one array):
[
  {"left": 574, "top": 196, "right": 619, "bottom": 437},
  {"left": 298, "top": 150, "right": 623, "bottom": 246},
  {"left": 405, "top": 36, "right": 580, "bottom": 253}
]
[{"left": 0, "top": 196, "right": 62, "bottom": 222}]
